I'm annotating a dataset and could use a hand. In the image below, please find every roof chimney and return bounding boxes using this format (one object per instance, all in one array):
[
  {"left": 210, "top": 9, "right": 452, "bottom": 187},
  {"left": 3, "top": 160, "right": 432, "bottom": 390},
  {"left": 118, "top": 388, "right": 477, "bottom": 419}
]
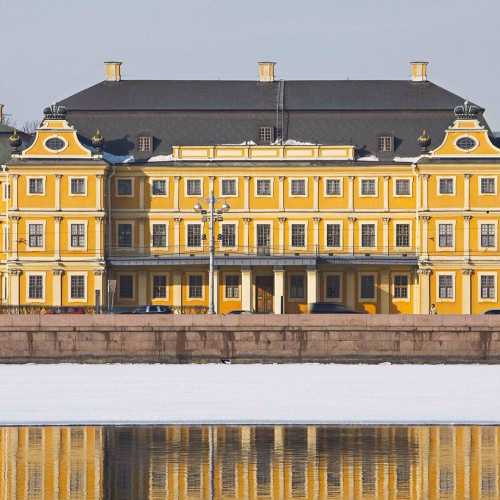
[
  {"left": 410, "top": 61, "right": 429, "bottom": 82},
  {"left": 104, "top": 61, "right": 122, "bottom": 82},
  {"left": 258, "top": 62, "right": 276, "bottom": 82}
]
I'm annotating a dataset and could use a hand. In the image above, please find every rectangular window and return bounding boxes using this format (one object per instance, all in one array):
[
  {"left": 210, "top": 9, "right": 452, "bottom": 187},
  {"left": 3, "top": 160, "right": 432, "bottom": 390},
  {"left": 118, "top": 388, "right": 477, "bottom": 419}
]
[
  {"left": 70, "top": 275, "right": 85, "bottom": 300},
  {"left": 481, "top": 224, "right": 496, "bottom": 248},
  {"left": 395, "top": 179, "right": 410, "bottom": 196},
  {"left": 28, "top": 275, "right": 43, "bottom": 300},
  {"left": 326, "top": 275, "right": 341, "bottom": 299},
  {"left": 221, "top": 224, "right": 236, "bottom": 247},
  {"left": 186, "top": 179, "right": 201, "bottom": 196},
  {"left": 481, "top": 275, "right": 495, "bottom": 299},
  {"left": 152, "top": 224, "right": 167, "bottom": 248},
  {"left": 290, "top": 179, "right": 306, "bottom": 196},
  {"left": 70, "top": 223, "right": 85, "bottom": 248},
  {"left": 70, "top": 178, "right": 86, "bottom": 195},
  {"left": 361, "top": 224, "right": 376, "bottom": 248},
  {"left": 152, "top": 179, "right": 167, "bottom": 196},
  {"left": 393, "top": 275, "right": 409, "bottom": 299},
  {"left": 325, "top": 179, "right": 341, "bottom": 196},
  {"left": 3, "top": 183, "right": 10, "bottom": 200},
  {"left": 291, "top": 224, "right": 306, "bottom": 248},
  {"left": 28, "top": 178, "right": 44, "bottom": 194},
  {"left": 118, "top": 223, "right": 133, "bottom": 248},
  {"left": 221, "top": 179, "right": 237, "bottom": 196},
  {"left": 395, "top": 224, "right": 410, "bottom": 248},
  {"left": 256, "top": 224, "right": 271, "bottom": 253},
  {"left": 119, "top": 275, "right": 133, "bottom": 299},
  {"left": 225, "top": 275, "right": 240, "bottom": 299},
  {"left": 439, "top": 178, "right": 454, "bottom": 195},
  {"left": 377, "top": 135, "right": 393, "bottom": 152},
  {"left": 256, "top": 179, "right": 271, "bottom": 196},
  {"left": 258, "top": 126, "right": 273, "bottom": 143},
  {"left": 438, "top": 275, "right": 454, "bottom": 299},
  {"left": 438, "top": 224, "right": 454, "bottom": 248},
  {"left": 137, "top": 136, "right": 153, "bottom": 153},
  {"left": 188, "top": 275, "right": 203, "bottom": 298},
  {"left": 153, "top": 275, "right": 167, "bottom": 299},
  {"left": 117, "top": 179, "right": 132, "bottom": 196},
  {"left": 361, "top": 179, "right": 376, "bottom": 196},
  {"left": 28, "top": 223, "right": 43, "bottom": 248},
  {"left": 360, "top": 275, "right": 375, "bottom": 299},
  {"left": 187, "top": 224, "right": 202, "bottom": 247},
  {"left": 289, "top": 275, "right": 305, "bottom": 299},
  {"left": 326, "top": 223, "right": 341, "bottom": 248},
  {"left": 480, "top": 177, "right": 496, "bottom": 194}
]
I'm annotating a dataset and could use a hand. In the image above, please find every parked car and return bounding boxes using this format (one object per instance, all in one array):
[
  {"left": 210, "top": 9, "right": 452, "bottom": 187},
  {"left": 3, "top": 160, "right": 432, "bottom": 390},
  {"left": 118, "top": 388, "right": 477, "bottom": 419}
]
[
  {"left": 227, "top": 310, "right": 254, "bottom": 315},
  {"left": 46, "top": 306, "right": 86, "bottom": 314},
  {"left": 484, "top": 309, "right": 500, "bottom": 315},
  {"left": 131, "top": 305, "right": 173, "bottom": 314},
  {"left": 309, "top": 302, "right": 360, "bottom": 314}
]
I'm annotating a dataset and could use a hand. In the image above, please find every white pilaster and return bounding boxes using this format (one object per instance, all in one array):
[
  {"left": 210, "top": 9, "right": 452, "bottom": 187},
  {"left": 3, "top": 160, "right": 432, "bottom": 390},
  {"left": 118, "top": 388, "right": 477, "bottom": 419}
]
[
  {"left": 383, "top": 176, "right": 390, "bottom": 212},
  {"left": 383, "top": 217, "right": 390, "bottom": 255},
  {"left": 278, "top": 217, "right": 286, "bottom": 254},
  {"left": 312, "top": 217, "right": 321, "bottom": 253},
  {"left": 244, "top": 176, "right": 250, "bottom": 211},
  {"left": 209, "top": 176, "right": 215, "bottom": 194},
  {"left": 172, "top": 271, "right": 182, "bottom": 311},
  {"left": 96, "top": 175, "right": 103, "bottom": 211},
  {"left": 94, "top": 270, "right": 104, "bottom": 308},
  {"left": 273, "top": 268, "right": 285, "bottom": 314},
  {"left": 462, "top": 269, "right": 472, "bottom": 314},
  {"left": 213, "top": 269, "right": 219, "bottom": 314},
  {"left": 174, "top": 176, "right": 181, "bottom": 211},
  {"left": 243, "top": 218, "right": 251, "bottom": 254},
  {"left": 9, "top": 269, "right": 20, "bottom": 306},
  {"left": 52, "top": 269, "right": 63, "bottom": 306},
  {"left": 138, "top": 271, "right": 147, "bottom": 305},
  {"left": 345, "top": 270, "right": 356, "bottom": 310},
  {"left": 464, "top": 173, "right": 471, "bottom": 211},
  {"left": 348, "top": 217, "right": 356, "bottom": 255},
  {"left": 10, "top": 216, "right": 19, "bottom": 260},
  {"left": 95, "top": 217, "right": 104, "bottom": 259},
  {"left": 55, "top": 174, "right": 62, "bottom": 211},
  {"left": 418, "top": 269, "right": 431, "bottom": 314},
  {"left": 278, "top": 176, "right": 285, "bottom": 211},
  {"left": 174, "top": 218, "right": 182, "bottom": 253},
  {"left": 464, "top": 215, "right": 472, "bottom": 262},
  {"left": 313, "top": 176, "right": 319, "bottom": 211},
  {"left": 54, "top": 217, "right": 62, "bottom": 260},
  {"left": 422, "top": 216, "right": 430, "bottom": 260},
  {"left": 380, "top": 269, "right": 390, "bottom": 314},
  {"left": 422, "top": 174, "right": 430, "bottom": 211},
  {"left": 139, "top": 177, "right": 145, "bottom": 210},
  {"left": 11, "top": 174, "right": 19, "bottom": 211},
  {"left": 241, "top": 268, "right": 253, "bottom": 311},
  {"left": 138, "top": 218, "right": 144, "bottom": 255},
  {"left": 348, "top": 176, "right": 355, "bottom": 211},
  {"left": 306, "top": 268, "right": 318, "bottom": 311}
]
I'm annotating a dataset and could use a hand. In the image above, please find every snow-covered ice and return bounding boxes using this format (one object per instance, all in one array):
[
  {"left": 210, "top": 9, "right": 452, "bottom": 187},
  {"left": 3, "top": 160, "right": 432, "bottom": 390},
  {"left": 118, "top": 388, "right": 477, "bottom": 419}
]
[{"left": 1, "top": 364, "right": 499, "bottom": 425}]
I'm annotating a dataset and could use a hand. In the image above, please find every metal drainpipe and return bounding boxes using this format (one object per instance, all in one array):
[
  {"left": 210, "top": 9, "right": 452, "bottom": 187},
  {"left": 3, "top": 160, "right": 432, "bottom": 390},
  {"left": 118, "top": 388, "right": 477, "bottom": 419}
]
[{"left": 106, "top": 165, "right": 117, "bottom": 309}]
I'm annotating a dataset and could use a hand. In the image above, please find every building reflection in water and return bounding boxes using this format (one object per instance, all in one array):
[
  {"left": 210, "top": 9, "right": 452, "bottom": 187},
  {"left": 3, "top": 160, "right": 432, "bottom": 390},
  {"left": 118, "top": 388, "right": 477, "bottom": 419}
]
[{"left": 0, "top": 425, "right": 499, "bottom": 499}]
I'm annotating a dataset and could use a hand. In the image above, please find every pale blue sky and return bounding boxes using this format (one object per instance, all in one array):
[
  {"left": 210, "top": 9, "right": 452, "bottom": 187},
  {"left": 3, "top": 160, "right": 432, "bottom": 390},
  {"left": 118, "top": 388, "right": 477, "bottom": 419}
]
[{"left": 2, "top": 0, "right": 500, "bottom": 128}]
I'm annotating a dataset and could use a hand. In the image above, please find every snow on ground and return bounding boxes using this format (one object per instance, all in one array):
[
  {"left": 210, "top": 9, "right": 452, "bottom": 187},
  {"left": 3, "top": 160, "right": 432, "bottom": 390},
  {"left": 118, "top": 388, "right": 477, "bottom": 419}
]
[{"left": 1, "top": 364, "right": 499, "bottom": 425}]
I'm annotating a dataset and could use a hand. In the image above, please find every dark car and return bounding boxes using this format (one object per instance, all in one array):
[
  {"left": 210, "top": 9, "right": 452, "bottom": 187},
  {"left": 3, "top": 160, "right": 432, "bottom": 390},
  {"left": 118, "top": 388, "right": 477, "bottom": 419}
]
[
  {"left": 227, "top": 310, "right": 254, "bottom": 315},
  {"left": 132, "top": 305, "right": 173, "bottom": 314},
  {"left": 484, "top": 309, "right": 500, "bottom": 315},
  {"left": 309, "top": 302, "right": 360, "bottom": 314}
]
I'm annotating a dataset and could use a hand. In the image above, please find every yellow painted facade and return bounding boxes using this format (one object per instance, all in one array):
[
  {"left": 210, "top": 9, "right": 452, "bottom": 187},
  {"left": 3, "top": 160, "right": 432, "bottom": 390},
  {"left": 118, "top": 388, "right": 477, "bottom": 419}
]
[{"left": 3, "top": 109, "right": 500, "bottom": 314}]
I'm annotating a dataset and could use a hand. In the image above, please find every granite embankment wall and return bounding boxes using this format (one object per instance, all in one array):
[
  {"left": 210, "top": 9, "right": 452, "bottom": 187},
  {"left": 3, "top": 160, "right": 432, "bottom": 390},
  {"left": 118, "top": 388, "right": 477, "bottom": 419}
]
[{"left": 0, "top": 314, "right": 499, "bottom": 363}]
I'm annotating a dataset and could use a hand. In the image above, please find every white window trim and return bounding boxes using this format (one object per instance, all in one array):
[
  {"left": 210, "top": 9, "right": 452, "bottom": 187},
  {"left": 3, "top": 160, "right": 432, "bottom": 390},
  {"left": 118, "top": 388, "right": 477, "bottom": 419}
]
[
  {"left": 478, "top": 220, "right": 498, "bottom": 251},
  {"left": 2, "top": 225, "right": 8, "bottom": 253},
  {"left": 26, "top": 272, "right": 45, "bottom": 303},
  {"left": 393, "top": 220, "right": 413, "bottom": 250},
  {"left": 219, "top": 177, "right": 239, "bottom": 198},
  {"left": 289, "top": 220, "right": 308, "bottom": 250},
  {"left": 324, "top": 221, "right": 343, "bottom": 249},
  {"left": 116, "top": 220, "right": 135, "bottom": 251},
  {"left": 27, "top": 176, "right": 46, "bottom": 196},
  {"left": 288, "top": 178, "right": 308, "bottom": 198},
  {"left": 437, "top": 176, "right": 456, "bottom": 196},
  {"left": 392, "top": 272, "right": 411, "bottom": 303},
  {"left": 117, "top": 272, "right": 135, "bottom": 301},
  {"left": 151, "top": 272, "right": 169, "bottom": 301},
  {"left": 219, "top": 221, "right": 239, "bottom": 250},
  {"left": 359, "top": 177, "right": 378, "bottom": 197},
  {"left": 478, "top": 176, "right": 497, "bottom": 196},
  {"left": 323, "top": 272, "right": 343, "bottom": 303},
  {"left": 68, "top": 220, "right": 88, "bottom": 251},
  {"left": 436, "top": 271, "right": 455, "bottom": 302},
  {"left": 223, "top": 272, "right": 241, "bottom": 301},
  {"left": 435, "top": 220, "right": 456, "bottom": 251},
  {"left": 68, "top": 176, "right": 87, "bottom": 197},
  {"left": 288, "top": 272, "right": 306, "bottom": 302},
  {"left": 478, "top": 272, "right": 497, "bottom": 303},
  {"left": 254, "top": 178, "right": 274, "bottom": 198},
  {"left": 185, "top": 222, "right": 203, "bottom": 249},
  {"left": 393, "top": 177, "right": 413, "bottom": 197},
  {"left": 115, "top": 177, "right": 134, "bottom": 198},
  {"left": 324, "top": 177, "right": 343, "bottom": 197},
  {"left": 186, "top": 272, "right": 205, "bottom": 301},
  {"left": 185, "top": 178, "right": 203, "bottom": 198},
  {"left": 358, "top": 272, "right": 377, "bottom": 303},
  {"left": 26, "top": 220, "right": 46, "bottom": 251},
  {"left": 150, "top": 178, "right": 169, "bottom": 197},
  {"left": 68, "top": 272, "right": 87, "bottom": 302},
  {"left": 2, "top": 182, "right": 10, "bottom": 201},
  {"left": 359, "top": 221, "right": 378, "bottom": 249},
  {"left": 150, "top": 220, "right": 169, "bottom": 249}
]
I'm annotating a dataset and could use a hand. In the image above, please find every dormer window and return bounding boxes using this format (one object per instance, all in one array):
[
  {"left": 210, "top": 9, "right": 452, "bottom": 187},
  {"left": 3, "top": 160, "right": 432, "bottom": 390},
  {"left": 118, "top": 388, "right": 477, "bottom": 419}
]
[
  {"left": 137, "top": 135, "right": 153, "bottom": 153},
  {"left": 258, "top": 126, "right": 274, "bottom": 144},
  {"left": 377, "top": 135, "right": 394, "bottom": 153}
]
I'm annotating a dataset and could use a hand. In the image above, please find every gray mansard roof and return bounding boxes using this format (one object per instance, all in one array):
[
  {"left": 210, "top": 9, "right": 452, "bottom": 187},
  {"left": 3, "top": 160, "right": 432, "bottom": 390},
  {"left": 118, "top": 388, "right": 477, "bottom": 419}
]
[{"left": 58, "top": 79, "right": 485, "bottom": 161}]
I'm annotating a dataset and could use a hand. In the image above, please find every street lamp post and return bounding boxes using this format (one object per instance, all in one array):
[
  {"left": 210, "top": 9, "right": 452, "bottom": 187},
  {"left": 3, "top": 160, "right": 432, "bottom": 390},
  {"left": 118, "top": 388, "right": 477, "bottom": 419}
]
[{"left": 194, "top": 191, "right": 230, "bottom": 314}]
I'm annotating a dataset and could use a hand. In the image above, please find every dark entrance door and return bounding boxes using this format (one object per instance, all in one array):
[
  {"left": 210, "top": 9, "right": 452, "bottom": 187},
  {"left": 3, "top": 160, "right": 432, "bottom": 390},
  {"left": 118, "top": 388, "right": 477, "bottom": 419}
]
[{"left": 256, "top": 276, "right": 274, "bottom": 313}]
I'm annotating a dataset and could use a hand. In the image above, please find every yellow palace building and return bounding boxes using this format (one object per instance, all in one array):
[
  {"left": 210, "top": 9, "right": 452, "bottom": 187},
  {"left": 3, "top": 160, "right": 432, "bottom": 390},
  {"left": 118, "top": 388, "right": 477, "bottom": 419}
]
[{"left": 2, "top": 61, "right": 500, "bottom": 314}]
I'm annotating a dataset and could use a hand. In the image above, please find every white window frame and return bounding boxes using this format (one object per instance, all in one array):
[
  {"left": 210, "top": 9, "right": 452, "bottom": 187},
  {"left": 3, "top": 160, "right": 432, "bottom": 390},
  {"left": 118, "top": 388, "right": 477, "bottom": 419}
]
[
  {"left": 186, "top": 273, "right": 204, "bottom": 300},
  {"left": 115, "top": 177, "right": 134, "bottom": 198},
  {"left": 151, "top": 273, "right": 169, "bottom": 300},
  {"left": 436, "top": 220, "right": 456, "bottom": 251},
  {"left": 219, "top": 221, "right": 238, "bottom": 250},
  {"left": 116, "top": 220, "right": 135, "bottom": 250},
  {"left": 323, "top": 272, "right": 342, "bottom": 303},
  {"left": 436, "top": 272, "right": 455, "bottom": 302},
  {"left": 478, "top": 220, "right": 498, "bottom": 251},
  {"left": 2, "top": 182, "right": 10, "bottom": 201},
  {"left": 219, "top": 178, "right": 238, "bottom": 198},
  {"left": 185, "top": 178, "right": 203, "bottom": 197},
  {"left": 392, "top": 272, "right": 411, "bottom": 302},
  {"left": 478, "top": 272, "right": 497, "bottom": 303},
  {"left": 3, "top": 225, "right": 8, "bottom": 252},
  {"left": 68, "top": 176, "right": 87, "bottom": 196},
  {"left": 289, "top": 221, "right": 308, "bottom": 250},
  {"left": 68, "top": 272, "right": 87, "bottom": 302},
  {"left": 289, "top": 178, "right": 308, "bottom": 198},
  {"left": 359, "top": 221, "right": 377, "bottom": 249},
  {"left": 393, "top": 177, "right": 412, "bottom": 197},
  {"left": 68, "top": 220, "right": 88, "bottom": 251},
  {"left": 393, "top": 221, "right": 412, "bottom": 249},
  {"left": 254, "top": 178, "right": 273, "bottom": 198},
  {"left": 27, "top": 220, "right": 46, "bottom": 251},
  {"left": 117, "top": 273, "right": 135, "bottom": 301},
  {"left": 288, "top": 273, "right": 306, "bottom": 301},
  {"left": 185, "top": 222, "right": 203, "bottom": 249},
  {"left": 324, "top": 221, "right": 343, "bottom": 249},
  {"left": 150, "top": 178, "right": 169, "bottom": 197},
  {"left": 150, "top": 221, "right": 169, "bottom": 249},
  {"left": 223, "top": 273, "right": 240, "bottom": 301},
  {"left": 27, "top": 176, "right": 45, "bottom": 196},
  {"left": 254, "top": 220, "right": 274, "bottom": 253},
  {"left": 437, "top": 176, "right": 456, "bottom": 196},
  {"left": 478, "top": 176, "right": 497, "bottom": 196},
  {"left": 359, "top": 178, "right": 378, "bottom": 197},
  {"left": 324, "top": 178, "right": 343, "bottom": 197},
  {"left": 26, "top": 272, "right": 45, "bottom": 303},
  {"left": 358, "top": 272, "right": 377, "bottom": 303}
]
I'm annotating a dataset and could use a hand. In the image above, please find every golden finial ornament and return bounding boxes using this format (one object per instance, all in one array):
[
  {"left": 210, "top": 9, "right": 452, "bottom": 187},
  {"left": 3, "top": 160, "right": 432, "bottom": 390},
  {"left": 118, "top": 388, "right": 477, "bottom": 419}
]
[
  {"left": 417, "top": 129, "right": 431, "bottom": 152},
  {"left": 91, "top": 129, "right": 104, "bottom": 153}
]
